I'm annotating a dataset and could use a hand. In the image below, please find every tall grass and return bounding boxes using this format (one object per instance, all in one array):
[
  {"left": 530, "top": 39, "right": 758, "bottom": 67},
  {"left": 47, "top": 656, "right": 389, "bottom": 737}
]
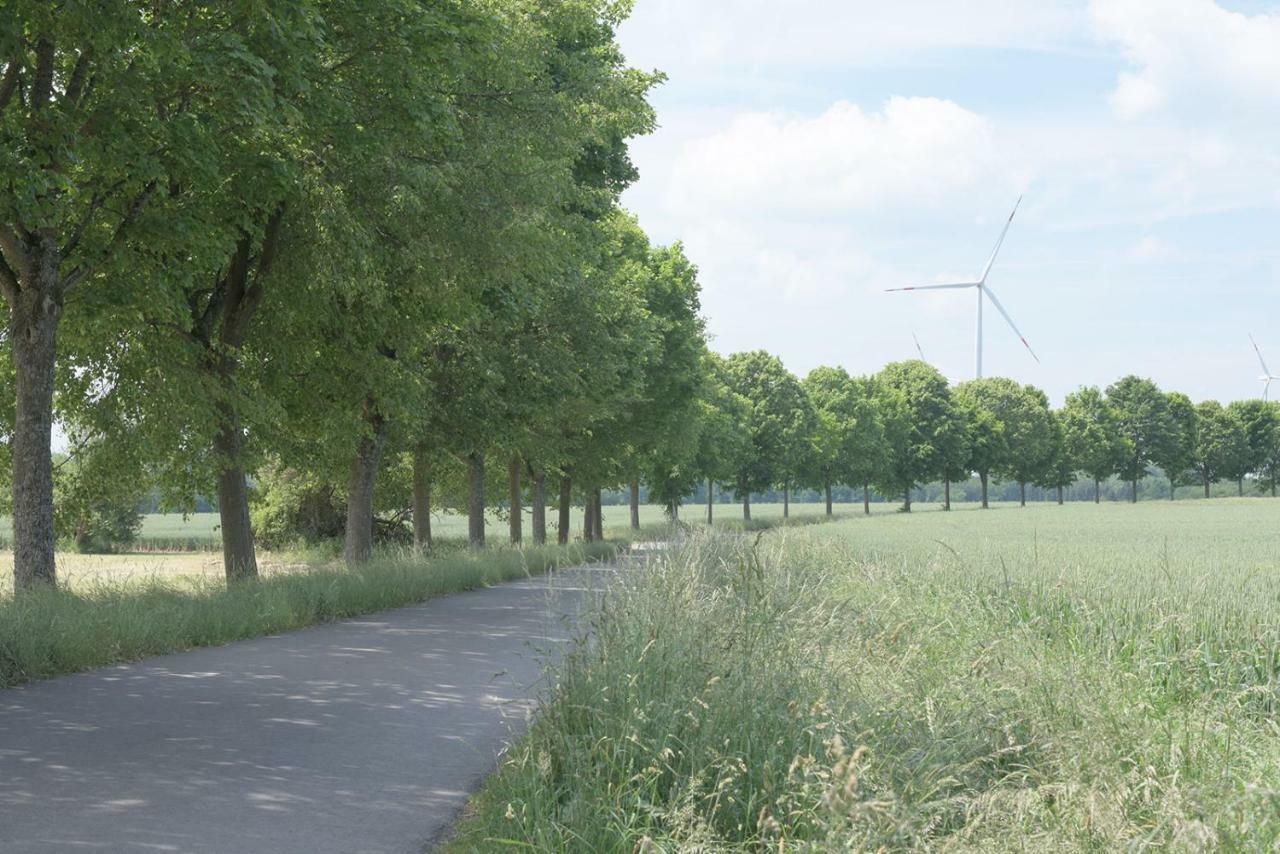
[
  {"left": 0, "top": 541, "right": 620, "bottom": 689},
  {"left": 450, "top": 513, "right": 1280, "bottom": 850}
]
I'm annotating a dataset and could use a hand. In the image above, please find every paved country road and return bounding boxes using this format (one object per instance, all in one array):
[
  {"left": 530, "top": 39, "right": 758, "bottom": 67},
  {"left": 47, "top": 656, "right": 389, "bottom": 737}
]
[{"left": 0, "top": 566, "right": 610, "bottom": 853}]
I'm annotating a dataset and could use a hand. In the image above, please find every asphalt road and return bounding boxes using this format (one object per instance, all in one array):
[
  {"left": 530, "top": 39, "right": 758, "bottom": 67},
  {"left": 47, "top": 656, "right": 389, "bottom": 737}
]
[{"left": 0, "top": 566, "right": 609, "bottom": 853}]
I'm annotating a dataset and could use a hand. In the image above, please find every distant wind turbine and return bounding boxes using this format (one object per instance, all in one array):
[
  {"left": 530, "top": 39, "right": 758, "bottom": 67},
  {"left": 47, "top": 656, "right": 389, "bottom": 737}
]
[
  {"left": 887, "top": 197, "right": 1038, "bottom": 379},
  {"left": 1250, "top": 333, "right": 1280, "bottom": 400}
]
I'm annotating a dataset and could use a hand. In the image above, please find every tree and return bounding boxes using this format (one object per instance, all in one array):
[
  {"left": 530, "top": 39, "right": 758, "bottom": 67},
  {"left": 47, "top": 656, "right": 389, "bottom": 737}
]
[
  {"left": 1190, "top": 400, "right": 1249, "bottom": 499},
  {"left": 723, "top": 351, "right": 813, "bottom": 520},
  {"left": 1248, "top": 402, "right": 1280, "bottom": 497},
  {"left": 1034, "top": 409, "right": 1076, "bottom": 505},
  {"left": 953, "top": 379, "right": 1012, "bottom": 509},
  {"left": 801, "top": 366, "right": 857, "bottom": 516},
  {"left": 0, "top": 4, "right": 318, "bottom": 589},
  {"left": 844, "top": 376, "right": 890, "bottom": 516},
  {"left": 1061, "top": 386, "right": 1123, "bottom": 503},
  {"left": 995, "top": 385, "right": 1055, "bottom": 507},
  {"left": 1227, "top": 400, "right": 1278, "bottom": 496},
  {"left": 1155, "top": 392, "right": 1197, "bottom": 500},
  {"left": 1105, "top": 376, "right": 1175, "bottom": 503},
  {"left": 690, "top": 354, "right": 752, "bottom": 525},
  {"left": 873, "top": 360, "right": 958, "bottom": 511}
]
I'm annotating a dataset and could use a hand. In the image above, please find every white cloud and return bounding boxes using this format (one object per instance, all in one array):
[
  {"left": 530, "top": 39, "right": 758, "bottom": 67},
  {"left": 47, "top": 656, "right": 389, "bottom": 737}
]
[
  {"left": 619, "top": 1, "right": 1085, "bottom": 72},
  {"left": 669, "top": 98, "right": 1021, "bottom": 218},
  {"left": 1091, "top": 0, "right": 1280, "bottom": 119}
]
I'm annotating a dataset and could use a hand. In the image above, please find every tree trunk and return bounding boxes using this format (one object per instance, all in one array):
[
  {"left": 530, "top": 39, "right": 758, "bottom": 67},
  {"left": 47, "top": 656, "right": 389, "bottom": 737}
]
[
  {"left": 980, "top": 471, "right": 989, "bottom": 509},
  {"left": 783, "top": 482, "right": 790, "bottom": 518},
  {"left": 593, "top": 487, "right": 604, "bottom": 540},
  {"left": 9, "top": 279, "right": 60, "bottom": 590},
  {"left": 412, "top": 443, "right": 432, "bottom": 556},
  {"left": 344, "top": 400, "right": 387, "bottom": 566},
  {"left": 583, "top": 488, "right": 595, "bottom": 543},
  {"left": 1238, "top": 477, "right": 1245, "bottom": 497},
  {"left": 630, "top": 480, "right": 640, "bottom": 530},
  {"left": 1131, "top": 478, "right": 1138, "bottom": 503},
  {"left": 1204, "top": 480, "right": 1211, "bottom": 499},
  {"left": 903, "top": 489, "right": 912, "bottom": 513},
  {"left": 825, "top": 478, "right": 833, "bottom": 516},
  {"left": 707, "top": 478, "right": 714, "bottom": 525},
  {"left": 1019, "top": 482, "right": 1026, "bottom": 507},
  {"left": 1095, "top": 478, "right": 1101, "bottom": 504},
  {"left": 508, "top": 456, "right": 522, "bottom": 545},
  {"left": 468, "top": 451, "right": 486, "bottom": 548},
  {"left": 1057, "top": 485, "right": 1064, "bottom": 505},
  {"left": 531, "top": 468, "right": 547, "bottom": 545},
  {"left": 742, "top": 481, "right": 751, "bottom": 521},
  {"left": 1169, "top": 477, "right": 1175, "bottom": 500},
  {"left": 943, "top": 476, "right": 951, "bottom": 511},
  {"left": 557, "top": 473, "right": 571, "bottom": 545},
  {"left": 669, "top": 498, "right": 678, "bottom": 522},
  {"left": 863, "top": 482, "right": 870, "bottom": 516},
  {"left": 213, "top": 402, "right": 258, "bottom": 582}
]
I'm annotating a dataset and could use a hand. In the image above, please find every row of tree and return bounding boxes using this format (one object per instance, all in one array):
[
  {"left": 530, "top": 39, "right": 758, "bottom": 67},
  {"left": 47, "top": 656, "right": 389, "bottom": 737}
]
[
  {"left": 1, "top": 1, "right": 716, "bottom": 590},
  {"left": 666, "top": 355, "right": 1280, "bottom": 519}
]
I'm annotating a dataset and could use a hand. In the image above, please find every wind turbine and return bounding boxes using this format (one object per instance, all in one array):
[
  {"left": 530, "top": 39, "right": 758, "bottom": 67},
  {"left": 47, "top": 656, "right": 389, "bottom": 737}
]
[
  {"left": 1249, "top": 333, "right": 1280, "bottom": 400},
  {"left": 912, "top": 331, "right": 927, "bottom": 361},
  {"left": 887, "top": 197, "right": 1038, "bottom": 379}
]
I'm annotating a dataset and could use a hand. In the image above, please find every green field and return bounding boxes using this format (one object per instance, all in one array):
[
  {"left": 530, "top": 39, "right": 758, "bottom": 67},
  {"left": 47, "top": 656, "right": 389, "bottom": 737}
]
[{"left": 453, "top": 498, "right": 1280, "bottom": 850}]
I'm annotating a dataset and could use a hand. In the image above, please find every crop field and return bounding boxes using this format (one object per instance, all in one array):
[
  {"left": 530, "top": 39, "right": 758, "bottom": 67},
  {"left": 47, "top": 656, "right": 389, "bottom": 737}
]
[{"left": 453, "top": 498, "right": 1280, "bottom": 850}]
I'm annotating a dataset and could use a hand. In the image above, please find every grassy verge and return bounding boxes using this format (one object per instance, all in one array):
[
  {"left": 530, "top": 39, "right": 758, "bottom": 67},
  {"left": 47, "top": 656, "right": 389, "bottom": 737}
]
[
  {"left": 449, "top": 523, "right": 1280, "bottom": 851},
  {"left": 0, "top": 540, "right": 621, "bottom": 689}
]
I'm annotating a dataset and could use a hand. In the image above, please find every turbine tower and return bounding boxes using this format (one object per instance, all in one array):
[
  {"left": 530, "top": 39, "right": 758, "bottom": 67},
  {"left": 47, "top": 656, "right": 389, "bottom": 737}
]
[
  {"left": 887, "top": 197, "right": 1038, "bottom": 378},
  {"left": 1250, "top": 333, "right": 1280, "bottom": 400}
]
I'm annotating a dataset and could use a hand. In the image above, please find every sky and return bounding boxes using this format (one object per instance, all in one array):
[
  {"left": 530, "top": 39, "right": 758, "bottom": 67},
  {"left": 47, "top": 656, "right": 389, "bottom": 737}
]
[{"left": 615, "top": 0, "right": 1280, "bottom": 405}]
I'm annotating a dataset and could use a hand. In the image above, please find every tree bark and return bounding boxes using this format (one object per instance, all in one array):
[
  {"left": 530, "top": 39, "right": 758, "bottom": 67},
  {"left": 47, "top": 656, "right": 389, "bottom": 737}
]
[
  {"left": 412, "top": 443, "right": 432, "bottom": 556},
  {"left": 531, "top": 468, "right": 547, "bottom": 545},
  {"left": 557, "top": 473, "right": 571, "bottom": 545},
  {"left": 706, "top": 478, "right": 714, "bottom": 525},
  {"left": 980, "top": 471, "right": 989, "bottom": 509},
  {"left": 1019, "top": 481, "right": 1026, "bottom": 507},
  {"left": 1131, "top": 478, "right": 1138, "bottom": 503},
  {"left": 669, "top": 497, "right": 679, "bottom": 522},
  {"left": 593, "top": 487, "right": 604, "bottom": 540},
  {"left": 1204, "top": 480, "right": 1211, "bottom": 499},
  {"left": 213, "top": 402, "right": 257, "bottom": 582},
  {"left": 1094, "top": 478, "right": 1101, "bottom": 504},
  {"left": 508, "top": 456, "right": 522, "bottom": 545},
  {"left": 943, "top": 476, "right": 951, "bottom": 511},
  {"left": 783, "top": 482, "right": 790, "bottom": 518},
  {"left": 903, "top": 489, "right": 912, "bottom": 513},
  {"left": 629, "top": 479, "right": 640, "bottom": 530},
  {"left": 1238, "top": 477, "right": 1245, "bottom": 497},
  {"left": 9, "top": 277, "right": 60, "bottom": 589},
  {"left": 583, "top": 488, "right": 595, "bottom": 542},
  {"left": 825, "top": 478, "right": 833, "bottom": 516},
  {"left": 468, "top": 451, "right": 486, "bottom": 549},
  {"left": 344, "top": 399, "right": 387, "bottom": 566},
  {"left": 1057, "top": 485, "right": 1064, "bottom": 505},
  {"left": 863, "top": 482, "right": 870, "bottom": 516},
  {"left": 741, "top": 480, "right": 751, "bottom": 521}
]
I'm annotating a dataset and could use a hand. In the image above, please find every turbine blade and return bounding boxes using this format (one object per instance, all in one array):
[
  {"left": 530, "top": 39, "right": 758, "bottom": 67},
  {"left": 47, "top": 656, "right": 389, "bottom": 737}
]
[
  {"left": 1250, "top": 333, "right": 1272, "bottom": 376},
  {"left": 979, "top": 196, "right": 1022, "bottom": 283},
  {"left": 983, "top": 285, "right": 1039, "bottom": 363},
  {"left": 885, "top": 281, "right": 980, "bottom": 292},
  {"left": 912, "top": 331, "right": 926, "bottom": 361}
]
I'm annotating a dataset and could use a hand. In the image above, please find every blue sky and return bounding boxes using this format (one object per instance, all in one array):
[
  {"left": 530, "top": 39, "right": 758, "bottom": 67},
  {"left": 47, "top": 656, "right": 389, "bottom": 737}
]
[{"left": 616, "top": 0, "right": 1280, "bottom": 405}]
